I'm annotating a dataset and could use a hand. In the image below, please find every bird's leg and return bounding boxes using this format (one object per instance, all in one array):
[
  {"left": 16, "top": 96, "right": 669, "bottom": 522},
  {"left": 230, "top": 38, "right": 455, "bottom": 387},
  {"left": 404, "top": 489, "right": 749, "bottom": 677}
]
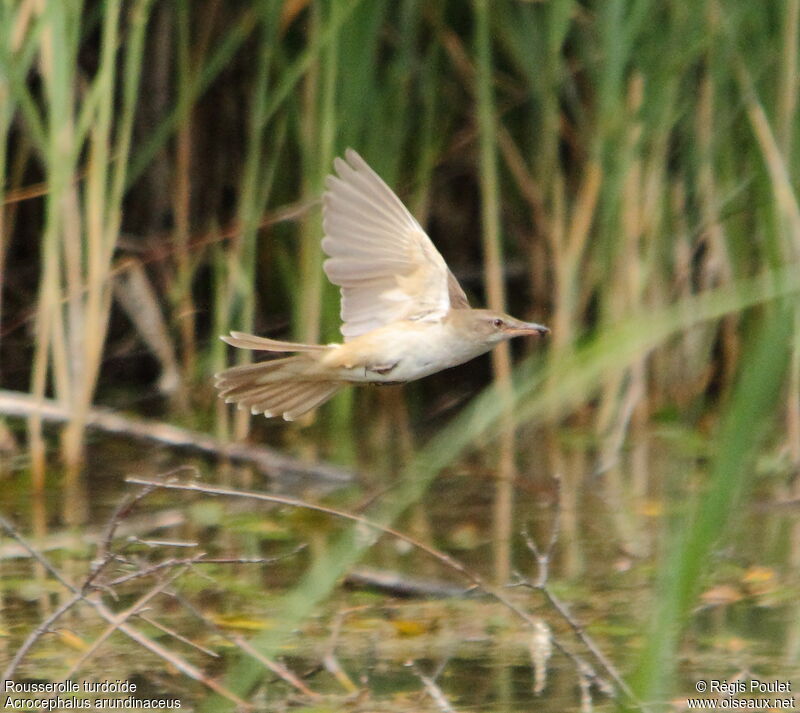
[{"left": 368, "top": 362, "right": 399, "bottom": 376}]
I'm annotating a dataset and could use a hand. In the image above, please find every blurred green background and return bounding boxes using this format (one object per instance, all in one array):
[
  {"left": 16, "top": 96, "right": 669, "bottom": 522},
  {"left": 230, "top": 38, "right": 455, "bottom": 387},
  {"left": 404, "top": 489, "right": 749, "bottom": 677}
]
[{"left": 1, "top": 0, "right": 799, "bottom": 710}]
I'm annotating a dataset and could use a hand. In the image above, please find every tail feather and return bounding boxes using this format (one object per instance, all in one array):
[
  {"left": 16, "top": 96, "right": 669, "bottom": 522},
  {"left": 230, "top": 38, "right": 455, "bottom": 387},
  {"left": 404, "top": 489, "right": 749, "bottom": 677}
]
[
  {"left": 260, "top": 382, "right": 323, "bottom": 416},
  {"left": 215, "top": 353, "right": 342, "bottom": 420},
  {"left": 222, "top": 331, "right": 329, "bottom": 352},
  {"left": 243, "top": 380, "right": 341, "bottom": 420},
  {"left": 214, "top": 356, "right": 298, "bottom": 382},
  {"left": 216, "top": 354, "right": 315, "bottom": 391},
  {"left": 240, "top": 382, "right": 299, "bottom": 414},
  {"left": 227, "top": 380, "right": 297, "bottom": 409},
  {"left": 282, "top": 383, "right": 341, "bottom": 421}
]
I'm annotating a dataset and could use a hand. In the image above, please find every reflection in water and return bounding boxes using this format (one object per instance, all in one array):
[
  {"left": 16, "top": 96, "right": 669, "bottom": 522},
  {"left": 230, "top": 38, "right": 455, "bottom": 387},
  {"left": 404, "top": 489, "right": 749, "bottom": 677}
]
[{"left": 0, "top": 430, "right": 797, "bottom": 711}]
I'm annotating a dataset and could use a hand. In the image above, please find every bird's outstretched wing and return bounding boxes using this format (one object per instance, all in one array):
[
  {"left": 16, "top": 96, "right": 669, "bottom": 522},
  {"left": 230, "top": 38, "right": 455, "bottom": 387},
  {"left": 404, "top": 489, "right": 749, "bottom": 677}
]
[{"left": 322, "top": 149, "right": 468, "bottom": 341}]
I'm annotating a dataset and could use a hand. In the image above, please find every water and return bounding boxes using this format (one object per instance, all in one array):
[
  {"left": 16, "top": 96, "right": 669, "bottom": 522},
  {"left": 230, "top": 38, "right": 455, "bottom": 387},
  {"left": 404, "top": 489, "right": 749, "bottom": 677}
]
[{"left": 1, "top": 427, "right": 797, "bottom": 712}]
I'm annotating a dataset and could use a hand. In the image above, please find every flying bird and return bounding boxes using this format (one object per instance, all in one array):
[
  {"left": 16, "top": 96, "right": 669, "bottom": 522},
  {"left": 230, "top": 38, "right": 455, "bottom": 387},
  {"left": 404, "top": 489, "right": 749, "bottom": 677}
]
[{"left": 216, "top": 149, "right": 549, "bottom": 421}]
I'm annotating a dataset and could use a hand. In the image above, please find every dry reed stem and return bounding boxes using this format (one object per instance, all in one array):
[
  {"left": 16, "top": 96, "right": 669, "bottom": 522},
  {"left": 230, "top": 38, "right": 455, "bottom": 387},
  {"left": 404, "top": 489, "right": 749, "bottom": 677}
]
[
  {"left": 474, "top": 0, "right": 519, "bottom": 586},
  {"left": 595, "top": 74, "right": 650, "bottom": 472},
  {"left": 778, "top": 0, "right": 800, "bottom": 154},
  {"left": 0, "top": 389, "right": 353, "bottom": 480}
]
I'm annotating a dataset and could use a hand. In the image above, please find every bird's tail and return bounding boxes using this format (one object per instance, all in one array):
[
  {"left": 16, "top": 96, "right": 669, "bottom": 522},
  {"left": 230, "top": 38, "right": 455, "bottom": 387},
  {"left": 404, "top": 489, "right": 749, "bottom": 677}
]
[
  {"left": 216, "top": 333, "right": 341, "bottom": 420},
  {"left": 221, "top": 331, "right": 329, "bottom": 353}
]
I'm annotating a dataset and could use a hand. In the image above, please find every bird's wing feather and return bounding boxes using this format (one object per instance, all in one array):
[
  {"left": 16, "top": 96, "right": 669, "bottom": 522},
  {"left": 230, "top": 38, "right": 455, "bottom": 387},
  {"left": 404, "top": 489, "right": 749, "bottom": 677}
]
[
  {"left": 322, "top": 149, "right": 462, "bottom": 340},
  {"left": 447, "top": 270, "right": 470, "bottom": 310}
]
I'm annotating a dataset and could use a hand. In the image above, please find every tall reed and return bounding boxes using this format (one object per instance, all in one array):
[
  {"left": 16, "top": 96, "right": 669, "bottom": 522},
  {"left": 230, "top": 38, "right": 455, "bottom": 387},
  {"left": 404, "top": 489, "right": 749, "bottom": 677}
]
[
  {"left": 473, "top": 0, "right": 518, "bottom": 584},
  {"left": 214, "top": 1, "right": 284, "bottom": 442},
  {"left": 16, "top": 1, "right": 151, "bottom": 485},
  {"left": 0, "top": 0, "right": 17, "bottom": 363}
]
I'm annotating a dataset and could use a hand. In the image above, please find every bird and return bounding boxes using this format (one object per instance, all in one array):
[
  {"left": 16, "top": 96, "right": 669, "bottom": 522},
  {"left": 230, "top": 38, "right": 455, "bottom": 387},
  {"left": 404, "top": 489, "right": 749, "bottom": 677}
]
[{"left": 215, "top": 149, "right": 549, "bottom": 421}]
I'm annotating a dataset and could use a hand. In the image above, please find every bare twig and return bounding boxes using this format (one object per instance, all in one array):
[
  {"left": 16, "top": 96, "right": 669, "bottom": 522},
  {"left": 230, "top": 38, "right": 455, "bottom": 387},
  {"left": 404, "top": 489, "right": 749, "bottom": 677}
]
[
  {"left": 106, "top": 550, "right": 303, "bottom": 587},
  {"left": 577, "top": 657, "right": 595, "bottom": 713},
  {"left": 131, "top": 538, "right": 199, "bottom": 548},
  {"left": 521, "top": 476, "right": 562, "bottom": 588},
  {"left": 124, "top": 476, "right": 541, "bottom": 628},
  {"left": 1, "top": 487, "right": 161, "bottom": 680},
  {"left": 407, "top": 660, "right": 458, "bottom": 713},
  {"left": 508, "top": 571, "right": 615, "bottom": 699},
  {"left": 89, "top": 588, "right": 251, "bottom": 706},
  {"left": 0, "top": 515, "right": 80, "bottom": 592},
  {"left": 138, "top": 613, "right": 220, "bottom": 658},
  {"left": 97, "top": 484, "right": 159, "bottom": 560},
  {"left": 0, "top": 514, "right": 250, "bottom": 706},
  {"left": 231, "top": 635, "right": 322, "bottom": 700},
  {"left": 66, "top": 560, "right": 202, "bottom": 678},
  {"left": 85, "top": 483, "right": 159, "bottom": 590},
  {"left": 0, "top": 509, "right": 186, "bottom": 561}
]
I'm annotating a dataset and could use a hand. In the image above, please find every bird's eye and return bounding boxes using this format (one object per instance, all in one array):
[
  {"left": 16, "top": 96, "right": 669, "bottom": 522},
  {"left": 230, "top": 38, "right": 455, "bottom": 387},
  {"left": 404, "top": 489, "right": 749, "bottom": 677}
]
[{"left": 492, "top": 318, "right": 504, "bottom": 328}]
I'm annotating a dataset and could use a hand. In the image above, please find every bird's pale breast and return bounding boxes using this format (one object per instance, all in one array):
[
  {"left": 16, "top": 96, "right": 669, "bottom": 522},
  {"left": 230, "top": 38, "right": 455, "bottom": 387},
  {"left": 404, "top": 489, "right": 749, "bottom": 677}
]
[{"left": 320, "top": 318, "right": 492, "bottom": 384}]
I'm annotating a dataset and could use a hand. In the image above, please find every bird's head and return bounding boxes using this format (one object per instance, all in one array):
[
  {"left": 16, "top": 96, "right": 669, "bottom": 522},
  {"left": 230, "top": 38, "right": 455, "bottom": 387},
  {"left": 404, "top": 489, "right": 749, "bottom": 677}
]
[{"left": 464, "top": 309, "right": 550, "bottom": 345}]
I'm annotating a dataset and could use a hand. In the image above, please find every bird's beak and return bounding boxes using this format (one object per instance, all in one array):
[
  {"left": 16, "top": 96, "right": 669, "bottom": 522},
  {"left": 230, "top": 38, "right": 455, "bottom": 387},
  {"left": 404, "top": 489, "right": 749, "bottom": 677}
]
[{"left": 504, "top": 321, "right": 550, "bottom": 337}]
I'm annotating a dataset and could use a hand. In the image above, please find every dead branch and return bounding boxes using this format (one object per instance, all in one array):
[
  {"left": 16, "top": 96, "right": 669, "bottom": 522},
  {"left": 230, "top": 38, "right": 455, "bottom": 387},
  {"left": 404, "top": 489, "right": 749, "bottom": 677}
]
[
  {"left": 0, "top": 389, "right": 353, "bottom": 481},
  {"left": 4, "top": 470, "right": 636, "bottom": 711},
  {"left": 124, "top": 475, "right": 543, "bottom": 628},
  {"left": 123, "top": 474, "right": 636, "bottom": 708}
]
